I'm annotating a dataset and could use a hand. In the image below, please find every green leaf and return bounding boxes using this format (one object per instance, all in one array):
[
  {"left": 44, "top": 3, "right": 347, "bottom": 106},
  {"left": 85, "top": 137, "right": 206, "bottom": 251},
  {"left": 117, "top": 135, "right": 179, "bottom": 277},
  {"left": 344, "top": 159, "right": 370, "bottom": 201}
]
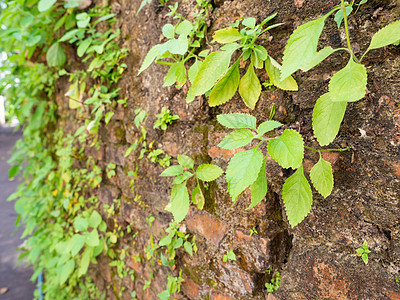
[
  {"left": 362, "top": 253, "right": 368, "bottom": 264},
  {"left": 329, "top": 58, "right": 367, "bottom": 102},
  {"left": 187, "top": 46, "right": 240, "bottom": 100},
  {"left": 165, "top": 36, "right": 188, "bottom": 55},
  {"left": 175, "top": 20, "right": 193, "bottom": 37},
  {"left": 77, "top": 38, "right": 92, "bottom": 57},
  {"left": 70, "top": 234, "right": 86, "bottom": 257},
  {"left": 334, "top": 6, "right": 353, "bottom": 28},
  {"left": 253, "top": 45, "right": 268, "bottom": 61},
  {"left": 227, "top": 250, "right": 236, "bottom": 260},
  {"left": 59, "top": 29, "right": 80, "bottom": 42},
  {"left": 226, "top": 148, "right": 263, "bottom": 202},
  {"left": 183, "top": 241, "right": 193, "bottom": 256},
  {"left": 162, "top": 24, "right": 175, "bottom": 39},
  {"left": 165, "top": 184, "right": 190, "bottom": 223},
  {"left": 312, "top": 93, "right": 347, "bottom": 146},
  {"left": 188, "top": 60, "right": 202, "bottom": 84},
  {"left": 163, "top": 62, "right": 179, "bottom": 87},
  {"left": 282, "top": 166, "right": 313, "bottom": 227},
  {"left": 160, "top": 165, "right": 184, "bottom": 177},
  {"left": 301, "top": 46, "right": 336, "bottom": 72},
  {"left": 38, "top": 0, "right": 57, "bottom": 12},
  {"left": 195, "top": 164, "right": 223, "bottom": 182},
  {"left": 74, "top": 216, "right": 88, "bottom": 231},
  {"left": 86, "top": 229, "right": 100, "bottom": 247},
  {"left": 209, "top": 59, "right": 240, "bottom": 107},
  {"left": 265, "top": 56, "right": 298, "bottom": 91},
  {"left": 157, "top": 290, "right": 170, "bottom": 300},
  {"left": 248, "top": 157, "right": 267, "bottom": 210},
  {"left": 46, "top": 42, "right": 66, "bottom": 67},
  {"left": 217, "top": 113, "right": 257, "bottom": 129},
  {"left": 9, "top": 164, "right": 20, "bottom": 179},
  {"left": 242, "top": 17, "right": 256, "bottom": 28},
  {"left": 177, "top": 154, "right": 194, "bottom": 169},
  {"left": 368, "top": 20, "right": 400, "bottom": 50},
  {"left": 88, "top": 211, "right": 102, "bottom": 228},
  {"left": 59, "top": 259, "right": 75, "bottom": 285},
  {"left": 251, "top": 51, "right": 264, "bottom": 69},
  {"left": 213, "top": 28, "right": 243, "bottom": 44},
  {"left": 191, "top": 183, "right": 205, "bottom": 210},
  {"left": 172, "top": 171, "right": 193, "bottom": 185},
  {"left": 281, "top": 15, "right": 328, "bottom": 80},
  {"left": 78, "top": 246, "right": 93, "bottom": 277},
  {"left": 267, "top": 129, "right": 304, "bottom": 169},
  {"left": 218, "top": 128, "right": 254, "bottom": 149},
  {"left": 310, "top": 156, "right": 333, "bottom": 198},
  {"left": 138, "top": 44, "right": 162, "bottom": 75},
  {"left": 238, "top": 63, "right": 261, "bottom": 109},
  {"left": 175, "top": 61, "right": 187, "bottom": 88},
  {"left": 256, "top": 120, "right": 282, "bottom": 136}
]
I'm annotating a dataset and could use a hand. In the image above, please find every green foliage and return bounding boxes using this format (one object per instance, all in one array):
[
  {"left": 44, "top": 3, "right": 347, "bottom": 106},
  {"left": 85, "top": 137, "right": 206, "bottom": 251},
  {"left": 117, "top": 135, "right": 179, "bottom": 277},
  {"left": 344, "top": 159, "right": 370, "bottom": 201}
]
[
  {"left": 216, "top": 113, "right": 341, "bottom": 226},
  {"left": 312, "top": 93, "right": 347, "bottom": 146},
  {"left": 46, "top": 42, "right": 66, "bottom": 67},
  {"left": 222, "top": 250, "right": 236, "bottom": 262},
  {"left": 282, "top": 166, "right": 312, "bottom": 227},
  {"left": 0, "top": 1, "right": 132, "bottom": 298},
  {"left": 161, "top": 155, "right": 223, "bottom": 222},
  {"left": 188, "top": 14, "right": 297, "bottom": 108},
  {"left": 356, "top": 240, "right": 371, "bottom": 264},
  {"left": 267, "top": 129, "right": 304, "bottom": 169},
  {"left": 154, "top": 107, "right": 180, "bottom": 130},
  {"left": 138, "top": 0, "right": 212, "bottom": 90},
  {"left": 366, "top": 20, "right": 400, "bottom": 51},
  {"left": 309, "top": 155, "right": 334, "bottom": 198},
  {"left": 281, "top": 1, "right": 400, "bottom": 146},
  {"left": 265, "top": 271, "right": 281, "bottom": 293}
]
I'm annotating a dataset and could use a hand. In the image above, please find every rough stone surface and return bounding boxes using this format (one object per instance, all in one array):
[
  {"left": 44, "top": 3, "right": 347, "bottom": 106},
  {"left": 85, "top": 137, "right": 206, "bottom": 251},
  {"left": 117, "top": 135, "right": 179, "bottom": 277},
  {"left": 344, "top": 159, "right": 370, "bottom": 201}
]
[{"left": 58, "top": 0, "right": 400, "bottom": 298}]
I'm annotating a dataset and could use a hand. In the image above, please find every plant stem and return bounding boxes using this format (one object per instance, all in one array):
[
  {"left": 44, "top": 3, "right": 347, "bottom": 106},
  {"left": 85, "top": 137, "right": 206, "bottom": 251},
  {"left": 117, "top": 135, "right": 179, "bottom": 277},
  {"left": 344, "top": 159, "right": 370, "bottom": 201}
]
[
  {"left": 341, "top": 0, "right": 352, "bottom": 53},
  {"left": 305, "top": 145, "right": 351, "bottom": 153}
]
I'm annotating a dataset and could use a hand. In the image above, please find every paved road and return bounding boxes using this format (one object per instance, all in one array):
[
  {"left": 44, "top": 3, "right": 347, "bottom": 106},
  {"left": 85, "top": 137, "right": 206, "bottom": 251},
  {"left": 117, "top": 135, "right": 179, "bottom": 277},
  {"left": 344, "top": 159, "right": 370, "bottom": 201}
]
[{"left": 0, "top": 128, "right": 36, "bottom": 300}]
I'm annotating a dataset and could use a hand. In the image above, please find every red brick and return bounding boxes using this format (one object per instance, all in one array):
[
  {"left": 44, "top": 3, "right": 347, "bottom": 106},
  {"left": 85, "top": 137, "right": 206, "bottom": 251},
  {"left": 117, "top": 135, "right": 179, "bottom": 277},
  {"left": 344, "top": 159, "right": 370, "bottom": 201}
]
[
  {"left": 321, "top": 152, "right": 340, "bottom": 165},
  {"left": 392, "top": 161, "right": 400, "bottom": 178},
  {"left": 210, "top": 290, "right": 234, "bottom": 300},
  {"left": 186, "top": 209, "right": 229, "bottom": 247},
  {"left": 181, "top": 275, "right": 200, "bottom": 299},
  {"left": 216, "top": 263, "right": 254, "bottom": 295},
  {"left": 294, "top": 0, "right": 305, "bottom": 7},
  {"left": 387, "top": 291, "right": 400, "bottom": 300},
  {"left": 235, "top": 229, "right": 252, "bottom": 243},
  {"left": 208, "top": 146, "right": 239, "bottom": 160}
]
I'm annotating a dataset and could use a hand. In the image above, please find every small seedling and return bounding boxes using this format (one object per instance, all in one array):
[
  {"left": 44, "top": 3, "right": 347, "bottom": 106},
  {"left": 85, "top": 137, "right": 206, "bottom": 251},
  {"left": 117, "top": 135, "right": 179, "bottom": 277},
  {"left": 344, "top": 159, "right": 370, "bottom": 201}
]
[
  {"left": 222, "top": 249, "right": 236, "bottom": 262},
  {"left": 356, "top": 240, "right": 371, "bottom": 264},
  {"left": 265, "top": 271, "right": 281, "bottom": 293},
  {"left": 249, "top": 227, "right": 258, "bottom": 236},
  {"left": 106, "top": 162, "right": 116, "bottom": 178},
  {"left": 153, "top": 107, "right": 179, "bottom": 130}
]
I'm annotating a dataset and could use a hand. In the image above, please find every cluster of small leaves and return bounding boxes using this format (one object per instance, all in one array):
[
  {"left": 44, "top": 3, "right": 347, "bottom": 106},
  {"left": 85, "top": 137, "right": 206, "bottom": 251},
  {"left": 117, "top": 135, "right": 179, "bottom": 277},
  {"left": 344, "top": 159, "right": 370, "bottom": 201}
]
[
  {"left": 222, "top": 249, "right": 236, "bottom": 262},
  {"left": 265, "top": 271, "right": 281, "bottom": 293},
  {"left": 187, "top": 14, "right": 298, "bottom": 108},
  {"left": 157, "top": 272, "right": 184, "bottom": 300},
  {"left": 138, "top": 0, "right": 212, "bottom": 89},
  {"left": 153, "top": 107, "right": 180, "bottom": 130},
  {"left": 160, "top": 154, "right": 223, "bottom": 222},
  {"left": 356, "top": 240, "right": 371, "bottom": 264},
  {"left": 0, "top": 1, "right": 132, "bottom": 298},
  {"left": 280, "top": 1, "right": 400, "bottom": 146},
  {"left": 125, "top": 108, "right": 172, "bottom": 167},
  {"left": 159, "top": 222, "right": 197, "bottom": 262},
  {"left": 217, "top": 113, "right": 334, "bottom": 227}
]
